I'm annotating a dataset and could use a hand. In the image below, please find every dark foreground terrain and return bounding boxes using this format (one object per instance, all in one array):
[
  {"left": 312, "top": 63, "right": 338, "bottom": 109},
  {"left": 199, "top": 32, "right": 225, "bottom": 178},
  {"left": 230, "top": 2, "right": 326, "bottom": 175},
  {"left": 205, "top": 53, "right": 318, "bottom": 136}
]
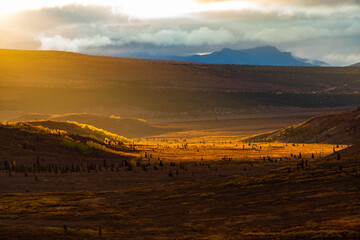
[
  {"left": 1, "top": 154, "right": 359, "bottom": 239},
  {"left": 0, "top": 121, "right": 360, "bottom": 239}
]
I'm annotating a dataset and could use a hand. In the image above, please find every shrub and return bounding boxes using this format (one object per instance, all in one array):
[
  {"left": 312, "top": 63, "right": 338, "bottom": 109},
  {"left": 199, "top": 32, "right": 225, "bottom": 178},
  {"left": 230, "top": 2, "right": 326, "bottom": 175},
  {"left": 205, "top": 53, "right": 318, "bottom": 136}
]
[
  {"left": 86, "top": 141, "right": 119, "bottom": 155},
  {"left": 67, "top": 121, "right": 130, "bottom": 143},
  {"left": 62, "top": 139, "right": 90, "bottom": 154}
]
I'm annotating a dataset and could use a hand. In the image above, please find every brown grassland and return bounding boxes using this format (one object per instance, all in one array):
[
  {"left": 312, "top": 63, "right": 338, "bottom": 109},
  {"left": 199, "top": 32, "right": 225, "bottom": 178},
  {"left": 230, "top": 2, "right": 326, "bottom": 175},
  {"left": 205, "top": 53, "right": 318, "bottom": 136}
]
[
  {"left": 1, "top": 121, "right": 360, "bottom": 239},
  {"left": 1, "top": 50, "right": 360, "bottom": 239},
  {"left": 2, "top": 49, "right": 360, "bottom": 119}
]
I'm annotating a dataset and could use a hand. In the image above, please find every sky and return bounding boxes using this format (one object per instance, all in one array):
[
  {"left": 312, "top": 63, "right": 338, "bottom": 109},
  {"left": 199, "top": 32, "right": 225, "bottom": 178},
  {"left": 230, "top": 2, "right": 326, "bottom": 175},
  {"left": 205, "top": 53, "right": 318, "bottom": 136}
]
[{"left": 1, "top": 0, "right": 360, "bottom": 66}]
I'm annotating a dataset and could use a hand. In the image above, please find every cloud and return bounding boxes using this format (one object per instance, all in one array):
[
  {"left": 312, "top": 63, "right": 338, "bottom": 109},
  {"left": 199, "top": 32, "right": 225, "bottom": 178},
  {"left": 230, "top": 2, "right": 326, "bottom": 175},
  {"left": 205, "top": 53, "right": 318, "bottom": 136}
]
[
  {"left": 39, "top": 35, "right": 112, "bottom": 52},
  {"left": 1, "top": 3, "right": 360, "bottom": 65},
  {"left": 197, "top": 0, "right": 360, "bottom": 6},
  {"left": 5, "top": 4, "right": 116, "bottom": 31},
  {"left": 132, "top": 27, "right": 236, "bottom": 46},
  {"left": 324, "top": 53, "right": 360, "bottom": 66},
  {"left": 0, "top": 30, "right": 40, "bottom": 50}
]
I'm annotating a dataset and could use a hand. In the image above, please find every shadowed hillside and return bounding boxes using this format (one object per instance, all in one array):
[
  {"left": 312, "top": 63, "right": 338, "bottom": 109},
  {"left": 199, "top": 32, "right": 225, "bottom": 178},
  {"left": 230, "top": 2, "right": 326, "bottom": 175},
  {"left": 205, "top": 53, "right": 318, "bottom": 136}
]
[
  {"left": 350, "top": 62, "right": 360, "bottom": 67},
  {"left": 245, "top": 108, "right": 360, "bottom": 144},
  {"left": 0, "top": 122, "right": 134, "bottom": 167},
  {"left": 10, "top": 113, "right": 173, "bottom": 138},
  {"left": 2, "top": 49, "right": 360, "bottom": 117},
  {"left": 324, "top": 144, "right": 360, "bottom": 160}
]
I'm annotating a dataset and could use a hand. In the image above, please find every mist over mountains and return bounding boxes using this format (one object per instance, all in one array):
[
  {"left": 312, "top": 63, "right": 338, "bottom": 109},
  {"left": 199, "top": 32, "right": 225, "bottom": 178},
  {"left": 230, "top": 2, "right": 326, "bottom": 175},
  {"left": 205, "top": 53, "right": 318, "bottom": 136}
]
[{"left": 129, "top": 46, "right": 329, "bottom": 67}]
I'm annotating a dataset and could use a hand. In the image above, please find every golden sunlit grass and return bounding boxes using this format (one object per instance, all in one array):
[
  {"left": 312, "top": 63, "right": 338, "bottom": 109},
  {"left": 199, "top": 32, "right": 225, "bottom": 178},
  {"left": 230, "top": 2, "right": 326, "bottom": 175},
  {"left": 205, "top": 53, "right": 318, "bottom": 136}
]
[
  {"left": 66, "top": 120, "right": 130, "bottom": 143},
  {"left": 2, "top": 121, "right": 67, "bottom": 136},
  {"left": 110, "top": 115, "right": 147, "bottom": 123},
  {"left": 85, "top": 140, "right": 137, "bottom": 157},
  {"left": 0, "top": 120, "right": 135, "bottom": 158},
  {"left": 133, "top": 136, "right": 346, "bottom": 162}
]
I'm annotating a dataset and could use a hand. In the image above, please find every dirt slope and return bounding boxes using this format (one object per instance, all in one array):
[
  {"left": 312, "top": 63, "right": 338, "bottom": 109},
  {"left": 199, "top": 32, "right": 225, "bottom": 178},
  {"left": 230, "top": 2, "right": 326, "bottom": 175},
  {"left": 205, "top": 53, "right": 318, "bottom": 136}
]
[{"left": 245, "top": 108, "right": 360, "bottom": 144}]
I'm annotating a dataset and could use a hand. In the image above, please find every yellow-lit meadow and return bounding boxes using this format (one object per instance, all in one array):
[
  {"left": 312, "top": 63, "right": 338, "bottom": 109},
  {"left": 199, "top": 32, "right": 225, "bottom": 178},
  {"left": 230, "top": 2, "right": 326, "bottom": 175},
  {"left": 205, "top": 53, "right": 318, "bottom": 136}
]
[{"left": 133, "top": 137, "right": 347, "bottom": 162}]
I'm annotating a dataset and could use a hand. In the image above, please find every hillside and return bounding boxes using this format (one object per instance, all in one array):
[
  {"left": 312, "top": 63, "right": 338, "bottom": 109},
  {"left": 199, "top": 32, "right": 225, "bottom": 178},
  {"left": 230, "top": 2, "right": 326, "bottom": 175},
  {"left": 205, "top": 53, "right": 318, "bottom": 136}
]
[
  {"left": 2, "top": 49, "right": 360, "bottom": 117},
  {"left": 19, "top": 120, "right": 130, "bottom": 143},
  {"left": 0, "top": 122, "right": 134, "bottom": 167},
  {"left": 9, "top": 113, "right": 172, "bottom": 138},
  {"left": 325, "top": 143, "right": 360, "bottom": 160},
  {"left": 350, "top": 62, "right": 360, "bottom": 67},
  {"left": 1, "top": 49, "right": 357, "bottom": 92},
  {"left": 245, "top": 108, "right": 360, "bottom": 144}
]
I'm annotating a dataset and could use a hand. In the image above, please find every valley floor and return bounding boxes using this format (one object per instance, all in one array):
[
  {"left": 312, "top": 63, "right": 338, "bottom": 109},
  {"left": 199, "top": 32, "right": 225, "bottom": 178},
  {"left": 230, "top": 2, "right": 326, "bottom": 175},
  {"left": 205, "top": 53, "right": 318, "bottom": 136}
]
[{"left": 1, "top": 139, "right": 359, "bottom": 239}]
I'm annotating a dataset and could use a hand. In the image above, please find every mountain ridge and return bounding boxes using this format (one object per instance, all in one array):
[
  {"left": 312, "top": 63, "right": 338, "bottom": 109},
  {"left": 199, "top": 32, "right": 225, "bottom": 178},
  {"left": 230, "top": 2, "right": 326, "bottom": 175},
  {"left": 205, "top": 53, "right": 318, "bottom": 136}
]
[{"left": 131, "top": 46, "right": 328, "bottom": 66}]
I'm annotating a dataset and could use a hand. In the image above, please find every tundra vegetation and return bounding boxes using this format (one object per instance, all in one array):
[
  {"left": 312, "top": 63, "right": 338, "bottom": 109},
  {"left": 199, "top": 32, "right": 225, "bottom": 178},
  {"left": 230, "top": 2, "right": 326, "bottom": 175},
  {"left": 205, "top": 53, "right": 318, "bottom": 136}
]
[{"left": 0, "top": 119, "right": 359, "bottom": 239}]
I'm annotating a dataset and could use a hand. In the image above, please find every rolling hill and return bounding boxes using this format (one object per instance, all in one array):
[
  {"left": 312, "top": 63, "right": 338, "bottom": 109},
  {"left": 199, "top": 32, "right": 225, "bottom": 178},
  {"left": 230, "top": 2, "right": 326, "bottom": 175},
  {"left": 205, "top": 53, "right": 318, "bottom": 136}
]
[
  {"left": 18, "top": 120, "right": 130, "bottom": 143},
  {"left": 2, "top": 49, "right": 360, "bottom": 118},
  {"left": 324, "top": 143, "right": 360, "bottom": 160},
  {"left": 9, "top": 113, "right": 172, "bottom": 138},
  {"left": 245, "top": 108, "right": 360, "bottom": 144},
  {"left": 0, "top": 121, "right": 134, "bottom": 167}
]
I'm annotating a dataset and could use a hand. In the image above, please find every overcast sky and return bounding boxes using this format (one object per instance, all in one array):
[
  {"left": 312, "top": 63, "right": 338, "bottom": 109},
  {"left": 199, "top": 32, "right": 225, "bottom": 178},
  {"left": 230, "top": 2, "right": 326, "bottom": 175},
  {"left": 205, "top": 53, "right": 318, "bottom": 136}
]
[{"left": 1, "top": 0, "right": 360, "bottom": 65}]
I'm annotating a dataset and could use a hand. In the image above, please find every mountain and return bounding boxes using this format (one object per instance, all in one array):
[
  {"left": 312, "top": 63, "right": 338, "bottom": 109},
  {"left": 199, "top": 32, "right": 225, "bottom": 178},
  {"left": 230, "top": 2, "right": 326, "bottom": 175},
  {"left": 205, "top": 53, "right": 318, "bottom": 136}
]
[
  {"left": 244, "top": 108, "right": 360, "bottom": 144},
  {"left": 294, "top": 56, "right": 329, "bottom": 66},
  {"left": 136, "top": 46, "right": 328, "bottom": 66}
]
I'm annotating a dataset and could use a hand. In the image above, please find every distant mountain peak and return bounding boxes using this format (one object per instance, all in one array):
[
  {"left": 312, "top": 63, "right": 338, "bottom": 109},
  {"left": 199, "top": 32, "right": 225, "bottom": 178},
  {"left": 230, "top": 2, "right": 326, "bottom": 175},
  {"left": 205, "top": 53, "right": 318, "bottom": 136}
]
[
  {"left": 128, "top": 46, "right": 329, "bottom": 67},
  {"left": 219, "top": 47, "right": 232, "bottom": 52},
  {"left": 178, "top": 46, "right": 316, "bottom": 66}
]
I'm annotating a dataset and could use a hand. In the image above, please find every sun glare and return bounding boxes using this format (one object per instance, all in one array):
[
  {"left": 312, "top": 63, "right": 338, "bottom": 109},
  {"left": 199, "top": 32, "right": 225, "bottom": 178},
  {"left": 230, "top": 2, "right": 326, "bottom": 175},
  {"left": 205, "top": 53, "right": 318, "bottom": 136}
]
[
  {"left": 113, "top": 0, "right": 196, "bottom": 18},
  {"left": 0, "top": 0, "right": 257, "bottom": 18}
]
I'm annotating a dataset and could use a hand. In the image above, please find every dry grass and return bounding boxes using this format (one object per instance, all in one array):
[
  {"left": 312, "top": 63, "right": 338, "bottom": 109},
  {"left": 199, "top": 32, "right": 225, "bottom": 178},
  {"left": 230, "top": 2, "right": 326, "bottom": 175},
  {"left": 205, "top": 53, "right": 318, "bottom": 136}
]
[{"left": 133, "top": 136, "right": 345, "bottom": 162}]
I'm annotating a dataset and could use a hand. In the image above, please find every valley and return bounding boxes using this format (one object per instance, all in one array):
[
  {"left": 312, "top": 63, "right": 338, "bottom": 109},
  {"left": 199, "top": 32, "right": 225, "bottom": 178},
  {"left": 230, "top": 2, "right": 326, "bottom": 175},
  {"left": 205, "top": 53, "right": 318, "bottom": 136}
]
[
  {"left": 1, "top": 110, "right": 360, "bottom": 239},
  {"left": 1, "top": 50, "right": 360, "bottom": 239}
]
